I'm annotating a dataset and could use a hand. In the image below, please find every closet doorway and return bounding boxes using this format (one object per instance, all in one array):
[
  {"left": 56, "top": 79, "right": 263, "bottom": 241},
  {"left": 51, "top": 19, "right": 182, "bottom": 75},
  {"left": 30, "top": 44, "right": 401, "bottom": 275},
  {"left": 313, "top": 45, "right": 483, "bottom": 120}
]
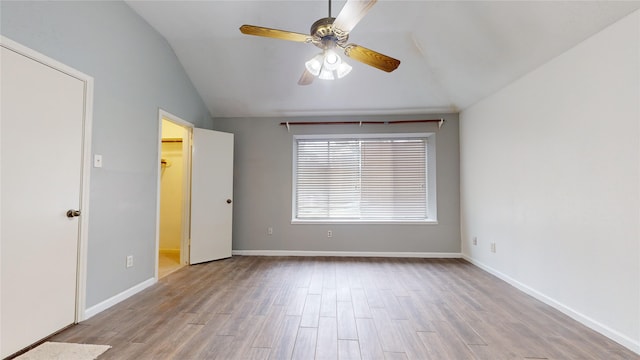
[{"left": 158, "top": 112, "right": 192, "bottom": 278}]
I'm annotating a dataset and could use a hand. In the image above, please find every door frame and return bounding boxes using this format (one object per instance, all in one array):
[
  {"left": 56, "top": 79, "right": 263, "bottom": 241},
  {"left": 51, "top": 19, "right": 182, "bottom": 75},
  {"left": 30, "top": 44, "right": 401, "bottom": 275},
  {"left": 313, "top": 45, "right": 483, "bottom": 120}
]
[
  {"left": 155, "top": 110, "right": 193, "bottom": 279},
  {"left": 0, "top": 36, "right": 94, "bottom": 322}
]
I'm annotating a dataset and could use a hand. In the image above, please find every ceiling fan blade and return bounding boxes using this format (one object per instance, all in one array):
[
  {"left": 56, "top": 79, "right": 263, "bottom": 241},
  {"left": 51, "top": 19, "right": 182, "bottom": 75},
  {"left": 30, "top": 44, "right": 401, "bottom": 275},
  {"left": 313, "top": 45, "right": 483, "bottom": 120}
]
[
  {"left": 343, "top": 44, "right": 400, "bottom": 73},
  {"left": 333, "top": 0, "right": 377, "bottom": 35},
  {"left": 240, "top": 25, "right": 311, "bottom": 43},
  {"left": 298, "top": 69, "right": 315, "bottom": 86}
]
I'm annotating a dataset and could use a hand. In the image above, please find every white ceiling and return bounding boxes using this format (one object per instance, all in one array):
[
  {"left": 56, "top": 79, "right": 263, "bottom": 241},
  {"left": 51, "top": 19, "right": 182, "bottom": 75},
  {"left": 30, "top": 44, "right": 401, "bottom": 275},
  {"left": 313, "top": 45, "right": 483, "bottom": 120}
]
[{"left": 126, "top": 1, "right": 640, "bottom": 119}]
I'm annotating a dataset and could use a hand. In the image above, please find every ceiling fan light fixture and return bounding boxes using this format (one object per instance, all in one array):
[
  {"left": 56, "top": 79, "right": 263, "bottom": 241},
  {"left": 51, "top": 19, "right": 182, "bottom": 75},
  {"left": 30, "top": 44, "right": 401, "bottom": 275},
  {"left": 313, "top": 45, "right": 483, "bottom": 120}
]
[
  {"left": 323, "top": 50, "right": 341, "bottom": 71},
  {"left": 318, "top": 67, "right": 335, "bottom": 80},
  {"left": 336, "top": 61, "right": 352, "bottom": 78},
  {"left": 305, "top": 53, "right": 324, "bottom": 76}
]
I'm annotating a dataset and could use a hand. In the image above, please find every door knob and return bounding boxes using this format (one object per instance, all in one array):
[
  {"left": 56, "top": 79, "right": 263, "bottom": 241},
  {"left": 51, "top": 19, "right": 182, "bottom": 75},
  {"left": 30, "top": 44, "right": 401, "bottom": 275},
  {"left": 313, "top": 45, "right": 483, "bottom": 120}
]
[
  {"left": 226, "top": 199, "right": 232, "bottom": 204},
  {"left": 66, "top": 209, "right": 81, "bottom": 218}
]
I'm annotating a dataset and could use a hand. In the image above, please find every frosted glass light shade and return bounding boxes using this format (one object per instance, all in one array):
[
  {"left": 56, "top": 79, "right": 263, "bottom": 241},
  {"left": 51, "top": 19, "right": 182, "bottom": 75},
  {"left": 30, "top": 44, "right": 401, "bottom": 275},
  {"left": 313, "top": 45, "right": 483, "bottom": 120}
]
[
  {"left": 336, "top": 62, "right": 352, "bottom": 78},
  {"left": 304, "top": 50, "right": 352, "bottom": 81},
  {"left": 305, "top": 54, "right": 324, "bottom": 76},
  {"left": 323, "top": 50, "right": 340, "bottom": 71},
  {"left": 319, "top": 67, "right": 335, "bottom": 80}
]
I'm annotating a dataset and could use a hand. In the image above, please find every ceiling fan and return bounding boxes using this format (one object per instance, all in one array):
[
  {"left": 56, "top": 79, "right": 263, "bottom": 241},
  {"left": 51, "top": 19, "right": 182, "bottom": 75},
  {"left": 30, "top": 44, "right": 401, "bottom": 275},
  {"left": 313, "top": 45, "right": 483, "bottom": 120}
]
[{"left": 239, "top": 0, "right": 400, "bottom": 85}]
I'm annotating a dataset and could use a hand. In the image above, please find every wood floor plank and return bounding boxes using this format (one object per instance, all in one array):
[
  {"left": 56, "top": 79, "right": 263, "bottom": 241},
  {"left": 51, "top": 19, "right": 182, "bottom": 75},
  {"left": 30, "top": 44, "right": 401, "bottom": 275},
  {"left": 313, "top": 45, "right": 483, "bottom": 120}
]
[
  {"left": 251, "top": 305, "right": 286, "bottom": 348},
  {"left": 337, "top": 301, "right": 359, "bottom": 340},
  {"left": 291, "top": 327, "right": 318, "bottom": 360},
  {"left": 129, "top": 311, "right": 196, "bottom": 344},
  {"left": 417, "top": 330, "right": 476, "bottom": 360},
  {"left": 286, "top": 287, "right": 309, "bottom": 316},
  {"left": 428, "top": 320, "right": 477, "bottom": 359},
  {"left": 396, "top": 294, "right": 434, "bottom": 332},
  {"left": 363, "top": 287, "right": 385, "bottom": 309},
  {"left": 316, "top": 316, "right": 339, "bottom": 360},
  {"left": 379, "top": 289, "right": 408, "bottom": 320},
  {"left": 301, "top": 294, "right": 322, "bottom": 327},
  {"left": 252, "top": 286, "right": 278, "bottom": 316},
  {"left": 543, "top": 335, "right": 600, "bottom": 360},
  {"left": 216, "top": 300, "right": 258, "bottom": 336},
  {"left": 138, "top": 323, "right": 203, "bottom": 359},
  {"left": 201, "top": 335, "right": 235, "bottom": 360},
  {"left": 215, "top": 314, "right": 268, "bottom": 360},
  {"left": 269, "top": 315, "right": 301, "bottom": 359},
  {"left": 371, "top": 308, "right": 404, "bottom": 353},
  {"left": 338, "top": 339, "right": 362, "bottom": 360},
  {"left": 393, "top": 319, "right": 434, "bottom": 360},
  {"left": 309, "top": 270, "right": 324, "bottom": 295},
  {"left": 336, "top": 266, "right": 352, "bottom": 301},
  {"left": 322, "top": 261, "right": 337, "bottom": 289},
  {"left": 383, "top": 352, "right": 408, "bottom": 359},
  {"left": 97, "top": 341, "right": 149, "bottom": 360},
  {"left": 447, "top": 319, "right": 487, "bottom": 346},
  {"left": 44, "top": 257, "right": 638, "bottom": 360},
  {"left": 351, "top": 288, "right": 373, "bottom": 319},
  {"left": 465, "top": 320, "right": 523, "bottom": 359},
  {"left": 320, "top": 288, "right": 338, "bottom": 317},
  {"left": 355, "top": 318, "right": 385, "bottom": 360},
  {"left": 467, "top": 345, "right": 519, "bottom": 360},
  {"left": 234, "top": 347, "right": 271, "bottom": 360},
  {"left": 169, "top": 314, "right": 232, "bottom": 359}
]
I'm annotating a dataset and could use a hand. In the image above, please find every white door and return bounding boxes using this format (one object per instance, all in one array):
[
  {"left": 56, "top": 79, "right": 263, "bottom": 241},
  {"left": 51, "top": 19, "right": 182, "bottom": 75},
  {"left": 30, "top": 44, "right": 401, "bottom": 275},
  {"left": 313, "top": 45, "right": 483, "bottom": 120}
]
[
  {"left": 1, "top": 47, "right": 85, "bottom": 357},
  {"left": 189, "top": 128, "right": 234, "bottom": 264}
]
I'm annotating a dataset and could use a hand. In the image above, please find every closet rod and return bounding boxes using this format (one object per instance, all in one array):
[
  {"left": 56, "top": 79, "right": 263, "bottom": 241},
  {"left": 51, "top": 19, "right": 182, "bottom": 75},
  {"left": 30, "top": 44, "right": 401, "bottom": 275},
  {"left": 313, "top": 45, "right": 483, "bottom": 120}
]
[{"left": 279, "top": 119, "right": 444, "bottom": 127}]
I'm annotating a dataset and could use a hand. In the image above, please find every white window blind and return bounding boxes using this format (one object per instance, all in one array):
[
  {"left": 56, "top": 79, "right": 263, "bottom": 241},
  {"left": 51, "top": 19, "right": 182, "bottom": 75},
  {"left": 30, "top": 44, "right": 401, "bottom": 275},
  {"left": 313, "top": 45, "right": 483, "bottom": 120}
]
[{"left": 294, "top": 135, "right": 430, "bottom": 221}]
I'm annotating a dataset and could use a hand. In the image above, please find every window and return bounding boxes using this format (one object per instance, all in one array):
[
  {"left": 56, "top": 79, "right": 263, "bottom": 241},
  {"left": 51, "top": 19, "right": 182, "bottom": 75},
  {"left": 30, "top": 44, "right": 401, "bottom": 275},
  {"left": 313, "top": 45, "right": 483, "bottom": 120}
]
[{"left": 292, "top": 133, "right": 437, "bottom": 223}]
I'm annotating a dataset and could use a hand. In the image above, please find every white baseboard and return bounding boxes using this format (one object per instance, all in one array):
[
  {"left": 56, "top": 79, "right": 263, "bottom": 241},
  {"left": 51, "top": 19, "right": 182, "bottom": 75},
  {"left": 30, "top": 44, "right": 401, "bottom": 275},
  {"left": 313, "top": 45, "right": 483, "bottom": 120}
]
[
  {"left": 232, "top": 250, "right": 461, "bottom": 258},
  {"left": 82, "top": 277, "right": 156, "bottom": 320},
  {"left": 462, "top": 255, "right": 640, "bottom": 355}
]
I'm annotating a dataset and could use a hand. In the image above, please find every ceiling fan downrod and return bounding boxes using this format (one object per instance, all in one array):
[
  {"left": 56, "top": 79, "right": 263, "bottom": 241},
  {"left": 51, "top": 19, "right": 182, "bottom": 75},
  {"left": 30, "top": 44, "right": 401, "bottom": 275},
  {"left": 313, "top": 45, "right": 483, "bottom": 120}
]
[{"left": 311, "top": 0, "right": 349, "bottom": 49}]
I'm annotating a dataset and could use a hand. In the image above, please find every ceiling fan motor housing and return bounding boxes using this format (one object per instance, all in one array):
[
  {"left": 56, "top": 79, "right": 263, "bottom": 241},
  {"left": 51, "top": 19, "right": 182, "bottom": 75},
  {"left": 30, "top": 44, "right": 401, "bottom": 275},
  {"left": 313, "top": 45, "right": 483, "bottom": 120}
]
[{"left": 310, "top": 17, "right": 349, "bottom": 49}]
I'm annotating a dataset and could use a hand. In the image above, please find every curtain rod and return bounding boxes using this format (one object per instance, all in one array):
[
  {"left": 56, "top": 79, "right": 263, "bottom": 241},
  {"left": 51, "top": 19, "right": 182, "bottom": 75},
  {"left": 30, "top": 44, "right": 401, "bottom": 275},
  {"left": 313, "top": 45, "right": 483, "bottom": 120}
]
[{"left": 279, "top": 119, "right": 444, "bottom": 131}]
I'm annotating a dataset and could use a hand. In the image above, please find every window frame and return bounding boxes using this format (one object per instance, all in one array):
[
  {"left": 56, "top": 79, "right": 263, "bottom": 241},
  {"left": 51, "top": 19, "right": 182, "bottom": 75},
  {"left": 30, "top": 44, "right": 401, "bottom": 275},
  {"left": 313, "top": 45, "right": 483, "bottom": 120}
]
[{"left": 291, "top": 132, "right": 437, "bottom": 224}]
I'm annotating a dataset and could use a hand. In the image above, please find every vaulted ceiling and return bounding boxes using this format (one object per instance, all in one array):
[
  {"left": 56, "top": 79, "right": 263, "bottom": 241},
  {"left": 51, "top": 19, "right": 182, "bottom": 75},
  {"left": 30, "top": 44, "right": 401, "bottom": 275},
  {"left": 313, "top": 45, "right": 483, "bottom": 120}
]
[{"left": 126, "top": 1, "right": 640, "bottom": 118}]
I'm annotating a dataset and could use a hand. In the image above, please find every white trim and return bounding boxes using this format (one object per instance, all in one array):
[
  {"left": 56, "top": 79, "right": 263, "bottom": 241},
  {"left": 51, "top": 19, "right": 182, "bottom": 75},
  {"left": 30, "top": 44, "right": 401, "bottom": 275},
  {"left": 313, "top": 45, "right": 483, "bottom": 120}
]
[
  {"left": 462, "top": 255, "right": 640, "bottom": 355},
  {"left": 155, "top": 110, "right": 194, "bottom": 281},
  {"left": 291, "top": 220, "right": 439, "bottom": 225},
  {"left": 1, "top": 36, "right": 95, "bottom": 324},
  {"left": 232, "top": 250, "right": 461, "bottom": 258},
  {"left": 159, "top": 109, "right": 196, "bottom": 128},
  {"left": 83, "top": 278, "right": 156, "bottom": 320},
  {"left": 76, "top": 61, "right": 94, "bottom": 323}
]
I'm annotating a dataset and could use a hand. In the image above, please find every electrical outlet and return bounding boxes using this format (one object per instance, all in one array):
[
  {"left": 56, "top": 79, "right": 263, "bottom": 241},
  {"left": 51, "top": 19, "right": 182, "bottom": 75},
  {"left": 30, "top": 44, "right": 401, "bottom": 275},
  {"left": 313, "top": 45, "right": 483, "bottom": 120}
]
[
  {"left": 490, "top": 243, "right": 496, "bottom": 253},
  {"left": 267, "top": 227, "right": 273, "bottom": 235},
  {"left": 126, "top": 255, "right": 134, "bottom": 268},
  {"left": 327, "top": 230, "right": 332, "bottom": 238},
  {"left": 473, "top": 237, "right": 478, "bottom": 246}
]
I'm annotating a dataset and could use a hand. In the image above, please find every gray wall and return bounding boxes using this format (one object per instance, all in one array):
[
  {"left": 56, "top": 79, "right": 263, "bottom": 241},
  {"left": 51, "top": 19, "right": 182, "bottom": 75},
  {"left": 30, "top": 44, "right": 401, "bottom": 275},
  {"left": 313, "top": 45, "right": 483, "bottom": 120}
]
[
  {"left": 214, "top": 114, "right": 460, "bottom": 253},
  {"left": 1, "top": 1, "right": 212, "bottom": 307}
]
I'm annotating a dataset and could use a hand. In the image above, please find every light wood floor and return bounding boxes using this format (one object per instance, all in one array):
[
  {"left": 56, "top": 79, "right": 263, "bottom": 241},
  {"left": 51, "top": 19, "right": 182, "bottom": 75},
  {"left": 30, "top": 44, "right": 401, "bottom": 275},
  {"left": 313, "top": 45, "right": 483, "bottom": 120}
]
[
  {"left": 158, "top": 251, "right": 184, "bottom": 279},
  {"left": 51, "top": 256, "right": 638, "bottom": 359}
]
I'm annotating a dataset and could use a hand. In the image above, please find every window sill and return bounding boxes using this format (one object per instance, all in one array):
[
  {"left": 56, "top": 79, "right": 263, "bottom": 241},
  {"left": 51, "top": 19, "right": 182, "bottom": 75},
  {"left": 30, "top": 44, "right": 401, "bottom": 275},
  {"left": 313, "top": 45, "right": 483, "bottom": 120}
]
[{"left": 291, "top": 219, "right": 438, "bottom": 225}]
